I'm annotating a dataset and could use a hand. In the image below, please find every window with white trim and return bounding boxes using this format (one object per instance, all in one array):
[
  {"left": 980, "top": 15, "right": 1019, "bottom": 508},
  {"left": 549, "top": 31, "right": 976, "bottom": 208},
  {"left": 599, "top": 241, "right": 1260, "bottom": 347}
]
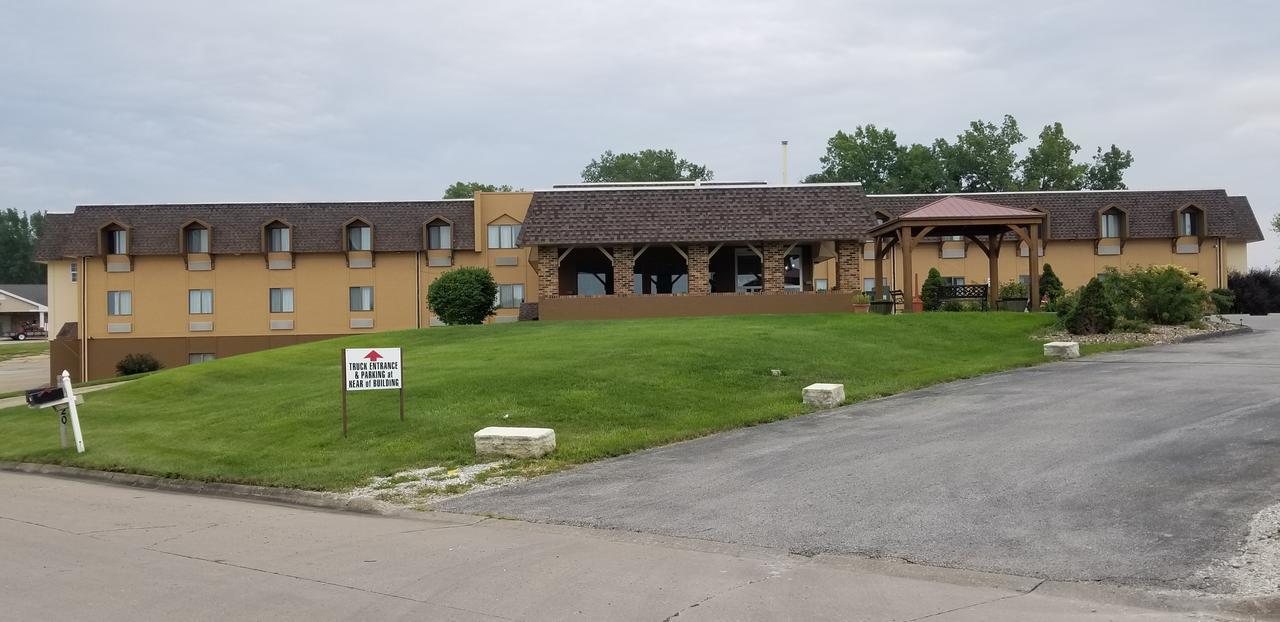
[
  {"left": 1101, "top": 211, "right": 1123, "bottom": 238},
  {"left": 69, "top": 262, "right": 77, "bottom": 283},
  {"left": 487, "top": 224, "right": 521, "bottom": 249},
  {"left": 495, "top": 284, "right": 524, "bottom": 309},
  {"left": 188, "top": 289, "right": 213, "bottom": 314},
  {"left": 269, "top": 288, "right": 294, "bottom": 313},
  {"left": 427, "top": 222, "right": 452, "bottom": 250},
  {"left": 943, "top": 276, "right": 966, "bottom": 286},
  {"left": 189, "top": 353, "right": 216, "bottom": 364},
  {"left": 268, "top": 225, "right": 291, "bottom": 252},
  {"left": 185, "top": 227, "right": 209, "bottom": 253},
  {"left": 347, "top": 223, "right": 372, "bottom": 251},
  {"left": 348, "top": 286, "right": 373, "bottom": 312},
  {"left": 107, "top": 290, "right": 132, "bottom": 316},
  {"left": 815, "top": 278, "right": 829, "bottom": 291},
  {"left": 107, "top": 228, "right": 127, "bottom": 254}
]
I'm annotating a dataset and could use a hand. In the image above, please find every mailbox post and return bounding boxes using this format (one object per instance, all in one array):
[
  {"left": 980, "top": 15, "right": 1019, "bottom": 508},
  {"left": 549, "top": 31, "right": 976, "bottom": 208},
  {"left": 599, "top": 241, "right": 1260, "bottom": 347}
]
[{"left": 27, "top": 370, "right": 85, "bottom": 453}]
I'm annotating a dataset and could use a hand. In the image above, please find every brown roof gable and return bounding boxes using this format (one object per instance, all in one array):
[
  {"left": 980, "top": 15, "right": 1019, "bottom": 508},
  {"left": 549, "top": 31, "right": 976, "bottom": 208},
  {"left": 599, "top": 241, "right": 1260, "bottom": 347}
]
[
  {"left": 868, "top": 189, "right": 1261, "bottom": 241},
  {"left": 35, "top": 200, "right": 476, "bottom": 260},
  {"left": 520, "top": 184, "right": 873, "bottom": 245}
]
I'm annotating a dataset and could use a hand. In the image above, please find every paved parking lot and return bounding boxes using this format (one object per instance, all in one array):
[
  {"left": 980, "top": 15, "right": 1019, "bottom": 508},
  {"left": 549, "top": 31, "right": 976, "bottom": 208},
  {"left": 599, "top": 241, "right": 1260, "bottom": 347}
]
[{"left": 442, "top": 316, "right": 1280, "bottom": 590}]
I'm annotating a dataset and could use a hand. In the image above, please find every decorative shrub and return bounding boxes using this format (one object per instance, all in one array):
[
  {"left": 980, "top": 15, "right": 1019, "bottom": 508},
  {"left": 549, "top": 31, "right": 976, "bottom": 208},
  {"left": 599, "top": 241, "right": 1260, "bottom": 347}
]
[
  {"left": 116, "top": 353, "right": 163, "bottom": 376},
  {"left": 427, "top": 267, "right": 498, "bottom": 325},
  {"left": 1039, "top": 264, "right": 1065, "bottom": 303},
  {"left": 1209, "top": 288, "right": 1235, "bottom": 315},
  {"left": 921, "top": 268, "right": 944, "bottom": 311},
  {"left": 1095, "top": 265, "right": 1209, "bottom": 325},
  {"left": 940, "top": 300, "right": 982, "bottom": 312},
  {"left": 1228, "top": 269, "right": 1280, "bottom": 315},
  {"left": 851, "top": 293, "right": 871, "bottom": 304},
  {"left": 1066, "top": 278, "right": 1116, "bottom": 335},
  {"left": 998, "top": 279, "right": 1028, "bottom": 300},
  {"left": 1125, "top": 265, "right": 1209, "bottom": 324}
]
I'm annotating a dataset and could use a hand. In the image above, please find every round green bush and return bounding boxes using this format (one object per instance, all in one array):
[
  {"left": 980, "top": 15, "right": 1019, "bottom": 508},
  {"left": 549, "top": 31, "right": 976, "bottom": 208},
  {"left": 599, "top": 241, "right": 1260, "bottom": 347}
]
[
  {"left": 116, "top": 353, "right": 163, "bottom": 376},
  {"left": 427, "top": 267, "right": 498, "bottom": 325}
]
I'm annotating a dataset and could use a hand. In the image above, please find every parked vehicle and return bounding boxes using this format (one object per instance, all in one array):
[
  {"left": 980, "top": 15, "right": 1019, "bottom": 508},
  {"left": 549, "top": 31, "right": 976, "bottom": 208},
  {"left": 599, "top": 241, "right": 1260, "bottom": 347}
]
[{"left": 4, "top": 321, "right": 47, "bottom": 341}]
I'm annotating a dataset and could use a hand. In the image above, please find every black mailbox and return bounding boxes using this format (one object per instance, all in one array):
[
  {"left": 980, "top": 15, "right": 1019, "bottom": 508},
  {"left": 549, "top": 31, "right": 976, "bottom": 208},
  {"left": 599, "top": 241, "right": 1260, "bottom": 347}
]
[{"left": 26, "top": 385, "right": 66, "bottom": 407}]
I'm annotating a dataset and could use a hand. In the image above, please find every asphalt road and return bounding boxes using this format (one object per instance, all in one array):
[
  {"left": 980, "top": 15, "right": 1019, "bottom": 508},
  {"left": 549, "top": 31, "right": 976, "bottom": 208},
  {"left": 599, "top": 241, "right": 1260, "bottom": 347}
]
[
  {"left": 1, "top": 473, "right": 1215, "bottom": 621},
  {"left": 0, "top": 352, "right": 48, "bottom": 393},
  {"left": 441, "top": 316, "right": 1280, "bottom": 589}
]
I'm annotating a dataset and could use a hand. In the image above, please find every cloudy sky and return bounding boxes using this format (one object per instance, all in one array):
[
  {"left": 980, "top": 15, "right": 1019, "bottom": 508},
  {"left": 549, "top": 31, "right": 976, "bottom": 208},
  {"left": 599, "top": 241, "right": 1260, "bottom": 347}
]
[{"left": 2, "top": 1, "right": 1276, "bottom": 267}]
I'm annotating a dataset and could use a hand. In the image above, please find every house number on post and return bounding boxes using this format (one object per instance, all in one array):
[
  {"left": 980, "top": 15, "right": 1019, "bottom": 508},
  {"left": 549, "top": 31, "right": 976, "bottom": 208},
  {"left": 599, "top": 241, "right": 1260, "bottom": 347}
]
[{"left": 341, "top": 347, "right": 404, "bottom": 437}]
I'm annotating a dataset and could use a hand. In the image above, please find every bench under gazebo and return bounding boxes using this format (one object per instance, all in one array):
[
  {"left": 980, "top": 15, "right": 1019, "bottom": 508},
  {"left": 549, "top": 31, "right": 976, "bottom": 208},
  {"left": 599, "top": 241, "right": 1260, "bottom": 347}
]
[{"left": 866, "top": 196, "right": 1048, "bottom": 313}]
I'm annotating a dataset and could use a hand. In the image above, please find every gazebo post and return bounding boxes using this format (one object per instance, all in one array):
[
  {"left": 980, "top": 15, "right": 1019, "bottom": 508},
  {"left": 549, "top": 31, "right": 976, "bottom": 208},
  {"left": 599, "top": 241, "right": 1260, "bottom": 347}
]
[
  {"left": 1028, "top": 224, "right": 1041, "bottom": 311},
  {"left": 901, "top": 226, "right": 915, "bottom": 313},
  {"left": 987, "top": 233, "right": 1000, "bottom": 311}
]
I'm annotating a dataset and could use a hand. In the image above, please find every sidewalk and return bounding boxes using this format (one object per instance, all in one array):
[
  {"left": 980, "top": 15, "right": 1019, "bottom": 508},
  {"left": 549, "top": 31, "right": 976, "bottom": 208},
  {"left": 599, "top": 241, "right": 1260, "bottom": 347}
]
[{"left": 0, "top": 472, "right": 1253, "bottom": 621}]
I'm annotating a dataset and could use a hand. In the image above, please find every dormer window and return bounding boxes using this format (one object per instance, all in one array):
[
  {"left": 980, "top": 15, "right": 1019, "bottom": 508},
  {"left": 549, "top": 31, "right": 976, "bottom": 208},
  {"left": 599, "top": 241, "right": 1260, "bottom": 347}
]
[
  {"left": 873, "top": 210, "right": 891, "bottom": 226},
  {"left": 1179, "top": 206, "right": 1204, "bottom": 236},
  {"left": 184, "top": 223, "right": 209, "bottom": 253},
  {"left": 488, "top": 223, "right": 520, "bottom": 249},
  {"left": 105, "top": 226, "right": 128, "bottom": 254},
  {"left": 427, "top": 220, "right": 452, "bottom": 250},
  {"left": 346, "top": 220, "right": 372, "bottom": 251},
  {"left": 266, "top": 222, "right": 291, "bottom": 252},
  {"left": 1100, "top": 208, "right": 1125, "bottom": 238}
]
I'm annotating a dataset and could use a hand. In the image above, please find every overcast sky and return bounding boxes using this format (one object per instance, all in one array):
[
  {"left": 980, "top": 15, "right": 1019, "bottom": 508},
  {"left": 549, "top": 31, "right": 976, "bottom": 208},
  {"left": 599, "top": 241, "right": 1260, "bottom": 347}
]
[{"left": 2, "top": 1, "right": 1276, "bottom": 267}]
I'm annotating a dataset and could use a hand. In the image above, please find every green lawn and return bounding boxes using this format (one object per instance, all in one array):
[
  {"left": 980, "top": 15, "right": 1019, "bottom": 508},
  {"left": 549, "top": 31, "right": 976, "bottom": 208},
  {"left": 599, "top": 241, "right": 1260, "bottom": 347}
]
[
  {"left": 0, "top": 340, "right": 48, "bottom": 363},
  {"left": 0, "top": 313, "right": 1104, "bottom": 490}
]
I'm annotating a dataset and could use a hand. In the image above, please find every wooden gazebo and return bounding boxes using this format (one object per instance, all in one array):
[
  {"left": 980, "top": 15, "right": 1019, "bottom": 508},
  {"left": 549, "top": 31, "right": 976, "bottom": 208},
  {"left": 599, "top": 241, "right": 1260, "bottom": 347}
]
[{"left": 866, "top": 196, "right": 1048, "bottom": 313}]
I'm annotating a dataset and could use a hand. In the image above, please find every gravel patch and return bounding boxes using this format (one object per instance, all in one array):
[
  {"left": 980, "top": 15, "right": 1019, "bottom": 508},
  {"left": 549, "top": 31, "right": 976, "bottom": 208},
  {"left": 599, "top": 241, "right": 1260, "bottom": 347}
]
[
  {"left": 348, "top": 462, "right": 526, "bottom": 509},
  {"left": 1038, "top": 317, "right": 1246, "bottom": 346},
  {"left": 1195, "top": 501, "right": 1280, "bottom": 597}
]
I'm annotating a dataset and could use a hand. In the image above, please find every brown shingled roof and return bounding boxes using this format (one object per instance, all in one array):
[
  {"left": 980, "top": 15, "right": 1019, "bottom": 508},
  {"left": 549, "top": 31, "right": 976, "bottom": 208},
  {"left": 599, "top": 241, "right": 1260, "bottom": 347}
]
[
  {"left": 520, "top": 184, "right": 873, "bottom": 245},
  {"left": 35, "top": 200, "right": 476, "bottom": 259},
  {"left": 868, "top": 189, "right": 1259, "bottom": 241},
  {"left": 1227, "top": 196, "right": 1265, "bottom": 242}
]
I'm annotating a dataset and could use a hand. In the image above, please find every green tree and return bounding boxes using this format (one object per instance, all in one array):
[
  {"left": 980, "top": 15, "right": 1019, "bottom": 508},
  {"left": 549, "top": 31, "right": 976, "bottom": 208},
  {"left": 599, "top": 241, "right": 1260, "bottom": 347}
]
[
  {"left": 0, "top": 209, "right": 46, "bottom": 284},
  {"left": 1019, "top": 123, "right": 1088, "bottom": 190},
  {"left": 1084, "top": 145, "right": 1135, "bottom": 190},
  {"left": 427, "top": 267, "right": 499, "bottom": 325},
  {"left": 581, "top": 149, "right": 712, "bottom": 183},
  {"left": 1067, "top": 278, "right": 1116, "bottom": 335},
  {"left": 934, "top": 115, "right": 1025, "bottom": 192},
  {"left": 805, "top": 125, "right": 902, "bottom": 193},
  {"left": 921, "top": 268, "right": 945, "bottom": 311},
  {"left": 443, "top": 181, "right": 514, "bottom": 199},
  {"left": 1039, "top": 263, "right": 1065, "bottom": 303},
  {"left": 890, "top": 143, "right": 952, "bottom": 193}
]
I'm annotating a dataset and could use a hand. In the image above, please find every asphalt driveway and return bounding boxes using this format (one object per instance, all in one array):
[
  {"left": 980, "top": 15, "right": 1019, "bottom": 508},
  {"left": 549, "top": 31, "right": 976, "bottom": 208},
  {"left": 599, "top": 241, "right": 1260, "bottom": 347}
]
[{"left": 440, "top": 316, "right": 1280, "bottom": 590}]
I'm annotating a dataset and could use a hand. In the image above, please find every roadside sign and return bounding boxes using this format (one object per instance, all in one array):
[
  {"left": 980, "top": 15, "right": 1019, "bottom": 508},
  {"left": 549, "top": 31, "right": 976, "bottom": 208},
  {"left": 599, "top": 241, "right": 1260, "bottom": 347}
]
[
  {"left": 341, "top": 347, "right": 405, "bottom": 437},
  {"left": 344, "top": 347, "right": 402, "bottom": 391}
]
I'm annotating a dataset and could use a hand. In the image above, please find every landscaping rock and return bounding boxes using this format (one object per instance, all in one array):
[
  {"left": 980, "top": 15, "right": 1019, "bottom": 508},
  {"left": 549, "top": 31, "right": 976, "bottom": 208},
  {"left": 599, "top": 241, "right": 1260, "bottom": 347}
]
[
  {"left": 474, "top": 427, "right": 556, "bottom": 459},
  {"left": 802, "top": 383, "right": 845, "bottom": 408},
  {"left": 1043, "top": 341, "right": 1080, "bottom": 359}
]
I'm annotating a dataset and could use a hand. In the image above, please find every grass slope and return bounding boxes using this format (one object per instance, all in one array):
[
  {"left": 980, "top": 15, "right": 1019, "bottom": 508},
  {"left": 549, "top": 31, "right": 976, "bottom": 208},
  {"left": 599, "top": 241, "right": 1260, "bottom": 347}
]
[
  {"left": 0, "top": 341, "right": 48, "bottom": 363},
  {"left": 0, "top": 313, "right": 1076, "bottom": 490}
]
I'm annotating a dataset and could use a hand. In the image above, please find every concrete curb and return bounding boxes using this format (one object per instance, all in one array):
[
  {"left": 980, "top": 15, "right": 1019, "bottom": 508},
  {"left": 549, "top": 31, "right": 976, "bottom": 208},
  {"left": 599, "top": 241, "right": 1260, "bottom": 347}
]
[{"left": 0, "top": 461, "right": 397, "bottom": 516}]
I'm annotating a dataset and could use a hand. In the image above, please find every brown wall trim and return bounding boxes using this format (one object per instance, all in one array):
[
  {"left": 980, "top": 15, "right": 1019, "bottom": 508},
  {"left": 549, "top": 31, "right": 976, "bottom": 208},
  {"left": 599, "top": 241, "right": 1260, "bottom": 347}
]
[{"left": 539, "top": 291, "right": 855, "bottom": 321}]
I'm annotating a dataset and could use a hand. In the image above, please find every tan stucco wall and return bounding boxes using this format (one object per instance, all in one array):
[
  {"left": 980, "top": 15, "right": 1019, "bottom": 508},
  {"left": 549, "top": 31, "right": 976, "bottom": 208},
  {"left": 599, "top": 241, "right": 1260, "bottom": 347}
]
[
  {"left": 46, "top": 259, "right": 78, "bottom": 332},
  {"left": 813, "top": 237, "right": 1248, "bottom": 295}
]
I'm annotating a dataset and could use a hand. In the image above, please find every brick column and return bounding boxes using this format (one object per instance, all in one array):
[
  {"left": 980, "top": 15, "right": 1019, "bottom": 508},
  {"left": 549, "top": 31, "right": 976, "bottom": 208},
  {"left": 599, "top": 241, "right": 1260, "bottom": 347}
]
[
  {"left": 762, "top": 242, "right": 786, "bottom": 293},
  {"left": 537, "top": 246, "right": 559, "bottom": 299},
  {"left": 612, "top": 246, "right": 634, "bottom": 297},
  {"left": 835, "top": 240, "right": 862, "bottom": 291},
  {"left": 686, "top": 244, "right": 709, "bottom": 295}
]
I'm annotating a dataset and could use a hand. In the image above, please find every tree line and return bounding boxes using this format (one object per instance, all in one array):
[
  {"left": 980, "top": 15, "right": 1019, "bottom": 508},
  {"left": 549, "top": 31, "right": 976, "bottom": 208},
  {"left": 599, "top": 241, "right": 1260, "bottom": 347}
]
[
  {"left": 0, "top": 209, "right": 46, "bottom": 284},
  {"left": 446, "top": 114, "right": 1136, "bottom": 196}
]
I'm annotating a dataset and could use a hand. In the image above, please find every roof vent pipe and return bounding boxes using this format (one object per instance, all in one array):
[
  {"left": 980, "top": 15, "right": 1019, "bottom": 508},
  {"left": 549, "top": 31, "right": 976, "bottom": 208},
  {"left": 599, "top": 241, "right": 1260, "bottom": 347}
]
[{"left": 781, "top": 140, "right": 789, "bottom": 185}]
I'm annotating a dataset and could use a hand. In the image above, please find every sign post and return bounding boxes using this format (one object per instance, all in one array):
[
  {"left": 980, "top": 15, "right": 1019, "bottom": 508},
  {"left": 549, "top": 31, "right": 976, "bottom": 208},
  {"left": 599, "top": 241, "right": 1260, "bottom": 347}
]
[{"left": 341, "top": 347, "right": 404, "bottom": 437}]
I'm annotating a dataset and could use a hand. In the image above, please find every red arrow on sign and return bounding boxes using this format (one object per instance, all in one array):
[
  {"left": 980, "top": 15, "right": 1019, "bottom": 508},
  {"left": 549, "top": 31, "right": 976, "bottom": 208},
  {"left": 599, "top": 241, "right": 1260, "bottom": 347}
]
[{"left": 363, "top": 350, "right": 384, "bottom": 361}]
